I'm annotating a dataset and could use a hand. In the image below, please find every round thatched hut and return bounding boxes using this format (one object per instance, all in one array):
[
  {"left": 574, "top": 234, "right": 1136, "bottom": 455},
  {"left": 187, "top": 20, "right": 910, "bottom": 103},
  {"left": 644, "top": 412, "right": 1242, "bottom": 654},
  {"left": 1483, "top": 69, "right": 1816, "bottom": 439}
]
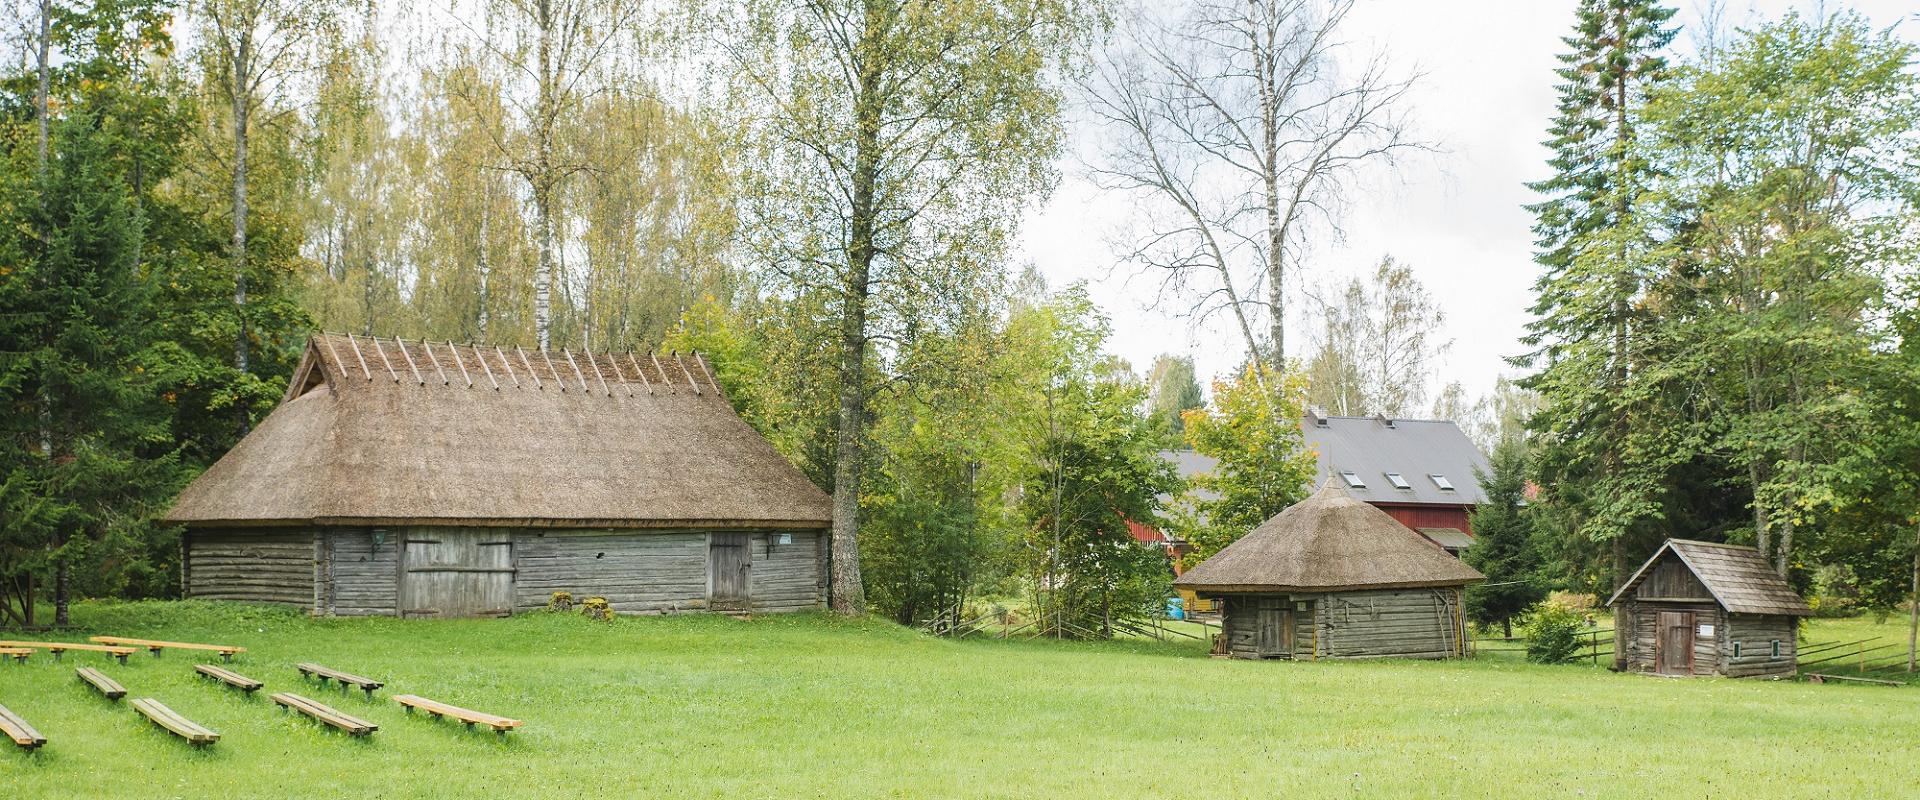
[
  {"left": 164, "top": 333, "right": 832, "bottom": 618},
  {"left": 1174, "top": 481, "right": 1484, "bottom": 660}
]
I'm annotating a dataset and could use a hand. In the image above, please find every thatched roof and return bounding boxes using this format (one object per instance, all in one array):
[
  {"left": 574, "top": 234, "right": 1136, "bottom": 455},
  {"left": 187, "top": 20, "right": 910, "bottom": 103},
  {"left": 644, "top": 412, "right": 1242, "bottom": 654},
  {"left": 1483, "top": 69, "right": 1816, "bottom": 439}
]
[
  {"left": 1173, "top": 481, "right": 1484, "bottom": 593},
  {"left": 1607, "top": 539, "right": 1812, "bottom": 616},
  {"left": 164, "top": 333, "right": 831, "bottom": 528}
]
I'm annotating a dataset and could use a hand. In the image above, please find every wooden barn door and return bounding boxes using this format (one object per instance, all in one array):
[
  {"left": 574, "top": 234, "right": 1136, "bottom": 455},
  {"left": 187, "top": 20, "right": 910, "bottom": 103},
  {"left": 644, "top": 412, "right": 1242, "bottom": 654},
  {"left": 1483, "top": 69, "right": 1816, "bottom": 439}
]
[
  {"left": 709, "top": 532, "right": 751, "bottom": 612},
  {"left": 1656, "top": 611, "right": 1695, "bottom": 675},
  {"left": 1254, "top": 598, "right": 1293, "bottom": 657},
  {"left": 400, "top": 529, "right": 514, "bottom": 618}
]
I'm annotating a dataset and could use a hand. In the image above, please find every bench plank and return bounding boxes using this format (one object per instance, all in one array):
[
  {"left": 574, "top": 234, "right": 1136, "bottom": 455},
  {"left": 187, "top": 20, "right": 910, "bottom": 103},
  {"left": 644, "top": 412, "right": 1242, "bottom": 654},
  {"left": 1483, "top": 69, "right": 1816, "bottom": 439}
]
[
  {"left": 195, "top": 664, "right": 264, "bottom": 693},
  {"left": 0, "top": 640, "right": 136, "bottom": 664},
  {"left": 130, "top": 699, "right": 219, "bottom": 745},
  {"left": 76, "top": 667, "right": 127, "bottom": 700},
  {"left": 0, "top": 703, "right": 47, "bottom": 749},
  {"left": 296, "top": 662, "right": 383, "bottom": 697},
  {"left": 90, "top": 636, "right": 244, "bottom": 661},
  {"left": 394, "top": 694, "right": 522, "bottom": 733},
  {"left": 272, "top": 693, "right": 378, "bottom": 736}
]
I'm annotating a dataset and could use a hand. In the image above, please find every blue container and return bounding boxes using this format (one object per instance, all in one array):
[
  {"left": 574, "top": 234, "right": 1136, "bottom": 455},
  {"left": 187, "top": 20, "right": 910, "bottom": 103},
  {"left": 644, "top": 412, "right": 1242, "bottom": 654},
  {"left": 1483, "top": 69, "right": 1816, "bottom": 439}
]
[{"left": 1166, "top": 597, "right": 1185, "bottom": 620}]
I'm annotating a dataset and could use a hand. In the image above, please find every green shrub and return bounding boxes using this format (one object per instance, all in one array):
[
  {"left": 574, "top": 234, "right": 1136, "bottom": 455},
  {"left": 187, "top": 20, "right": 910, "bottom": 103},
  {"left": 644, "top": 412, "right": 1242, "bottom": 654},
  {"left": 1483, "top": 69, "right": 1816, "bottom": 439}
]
[{"left": 1524, "top": 603, "right": 1583, "bottom": 665}]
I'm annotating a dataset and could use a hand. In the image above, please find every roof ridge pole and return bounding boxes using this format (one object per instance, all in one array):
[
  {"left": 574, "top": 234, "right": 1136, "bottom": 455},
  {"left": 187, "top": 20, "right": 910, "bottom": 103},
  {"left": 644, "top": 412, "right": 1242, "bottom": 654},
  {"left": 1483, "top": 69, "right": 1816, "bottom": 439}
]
[
  {"left": 608, "top": 350, "right": 631, "bottom": 396},
  {"left": 370, "top": 336, "right": 400, "bottom": 382},
  {"left": 447, "top": 341, "right": 472, "bottom": 388},
  {"left": 321, "top": 333, "right": 353, "bottom": 383},
  {"left": 516, "top": 347, "right": 543, "bottom": 390},
  {"left": 694, "top": 351, "right": 717, "bottom": 394},
  {"left": 673, "top": 351, "right": 701, "bottom": 396},
  {"left": 540, "top": 349, "right": 565, "bottom": 392},
  {"left": 495, "top": 346, "right": 519, "bottom": 389},
  {"left": 473, "top": 343, "right": 499, "bottom": 390},
  {"left": 584, "top": 350, "right": 611, "bottom": 396},
  {"left": 396, "top": 337, "right": 425, "bottom": 385},
  {"left": 343, "top": 333, "right": 372, "bottom": 380},
  {"left": 649, "top": 352, "right": 674, "bottom": 394},
  {"left": 563, "top": 348, "right": 590, "bottom": 394},
  {"left": 628, "top": 352, "right": 653, "bottom": 395},
  {"left": 422, "top": 339, "right": 449, "bottom": 385}
]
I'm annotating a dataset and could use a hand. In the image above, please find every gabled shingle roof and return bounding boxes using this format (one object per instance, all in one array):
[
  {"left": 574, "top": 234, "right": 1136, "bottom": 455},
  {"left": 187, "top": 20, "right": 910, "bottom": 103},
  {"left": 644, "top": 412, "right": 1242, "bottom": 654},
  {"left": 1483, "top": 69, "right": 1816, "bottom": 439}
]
[
  {"left": 1299, "top": 415, "right": 1489, "bottom": 505},
  {"left": 164, "top": 333, "right": 832, "bottom": 528},
  {"left": 1607, "top": 540, "right": 1812, "bottom": 616},
  {"left": 1173, "top": 481, "right": 1484, "bottom": 593}
]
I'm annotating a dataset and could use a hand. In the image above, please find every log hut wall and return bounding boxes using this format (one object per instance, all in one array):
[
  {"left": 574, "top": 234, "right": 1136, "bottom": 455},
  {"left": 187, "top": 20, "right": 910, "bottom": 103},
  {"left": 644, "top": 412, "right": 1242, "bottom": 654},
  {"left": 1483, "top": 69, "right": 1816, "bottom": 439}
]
[
  {"left": 1620, "top": 599, "right": 1721, "bottom": 675},
  {"left": 319, "top": 528, "right": 400, "bottom": 617},
  {"left": 508, "top": 528, "right": 828, "bottom": 616},
  {"left": 1216, "top": 587, "right": 1465, "bottom": 660},
  {"left": 183, "top": 528, "right": 316, "bottom": 609},
  {"left": 1720, "top": 614, "right": 1798, "bottom": 678}
]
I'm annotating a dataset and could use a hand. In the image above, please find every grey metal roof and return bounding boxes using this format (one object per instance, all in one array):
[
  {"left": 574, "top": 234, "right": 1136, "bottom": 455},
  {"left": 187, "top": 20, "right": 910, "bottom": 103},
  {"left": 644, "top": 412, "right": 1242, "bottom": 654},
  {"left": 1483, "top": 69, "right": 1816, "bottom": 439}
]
[
  {"left": 1159, "top": 449, "right": 1222, "bottom": 505},
  {"left": 1299, "top": 415, "right": 1488, "bottom": 506}
]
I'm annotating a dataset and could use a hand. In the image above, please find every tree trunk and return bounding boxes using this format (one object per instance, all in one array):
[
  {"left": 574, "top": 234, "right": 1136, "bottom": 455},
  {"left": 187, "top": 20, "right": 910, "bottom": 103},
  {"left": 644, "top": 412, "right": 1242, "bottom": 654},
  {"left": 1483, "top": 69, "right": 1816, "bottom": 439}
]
[
  {"left": 53, "top": 532, "right": 69, "bottom": 626},
  {"left": 1254, "top": 13, "right": 1284, "bottom": 365},
  {"left": 532, "top": 0, "right": 556, "bottom": 350},
  {"left": 534, "top": 183, "right": 555, "bottom": 349},
  {"left": 36, "top": 0, "right": 50, "bottom": 172},
  {"left": 231, "top": 34, "right": 252, "bottom": 384},
  {"left": 827, "top": 29, "right": 884, "bottom": 616},
  {"left": 1907, "top": 520, "right": 1917, "bottom": 673}
]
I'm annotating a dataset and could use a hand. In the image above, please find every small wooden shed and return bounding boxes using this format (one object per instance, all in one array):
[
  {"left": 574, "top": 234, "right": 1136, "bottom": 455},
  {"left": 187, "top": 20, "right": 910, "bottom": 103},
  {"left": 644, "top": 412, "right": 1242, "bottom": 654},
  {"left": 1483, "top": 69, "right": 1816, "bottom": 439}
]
[
  {"left": 1606, "top": 539, "right": 1812, "bottom": 678},
  {"left": 164, "top": 333, "right": 833, "bottom": 618},
  {"left": 1174, "top": 482, "right": 1484, "bottom": 660}
]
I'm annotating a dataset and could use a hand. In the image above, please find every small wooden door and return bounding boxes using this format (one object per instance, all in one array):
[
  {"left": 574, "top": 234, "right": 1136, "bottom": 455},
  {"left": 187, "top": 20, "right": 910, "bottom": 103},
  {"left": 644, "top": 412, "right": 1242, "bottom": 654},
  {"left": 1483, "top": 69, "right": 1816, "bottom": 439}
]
[
  {"left": 400, "top": 529, "right": 514, "bottom": 618},
  {"left": 1254, "top": 597, "right": 1293, "bottom": 658},
  {"left": 709, "top": 532, "right": 751, "bottom": 612},
  {"left": 1656, "top": 611, "right": 1694, "bottom": 675}
]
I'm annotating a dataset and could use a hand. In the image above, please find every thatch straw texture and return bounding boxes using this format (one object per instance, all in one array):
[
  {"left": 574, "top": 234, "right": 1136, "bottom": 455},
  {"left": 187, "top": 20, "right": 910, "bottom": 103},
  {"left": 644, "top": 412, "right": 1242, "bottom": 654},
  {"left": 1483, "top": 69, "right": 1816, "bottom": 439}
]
[
  {"left": 1174, "top": 481, "right": 1484, "bottom": 593},
  {"left": 165, "top": 334, "right": 831, "bottom": 528}
]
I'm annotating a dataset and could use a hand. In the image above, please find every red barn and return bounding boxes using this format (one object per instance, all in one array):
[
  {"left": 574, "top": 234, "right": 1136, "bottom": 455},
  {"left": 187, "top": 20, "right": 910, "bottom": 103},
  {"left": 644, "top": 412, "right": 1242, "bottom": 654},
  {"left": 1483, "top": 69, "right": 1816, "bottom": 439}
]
[{"left": 1162, "top": 410, "right": 1489, "bottom": 557}]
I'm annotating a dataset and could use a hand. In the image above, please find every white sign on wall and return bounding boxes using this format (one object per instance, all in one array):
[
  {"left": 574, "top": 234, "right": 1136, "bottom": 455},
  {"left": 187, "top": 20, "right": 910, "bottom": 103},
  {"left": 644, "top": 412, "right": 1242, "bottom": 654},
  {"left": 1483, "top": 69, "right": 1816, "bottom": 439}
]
[{"left": 1698, "top": 624, "right": 1715, "bottom": 637}]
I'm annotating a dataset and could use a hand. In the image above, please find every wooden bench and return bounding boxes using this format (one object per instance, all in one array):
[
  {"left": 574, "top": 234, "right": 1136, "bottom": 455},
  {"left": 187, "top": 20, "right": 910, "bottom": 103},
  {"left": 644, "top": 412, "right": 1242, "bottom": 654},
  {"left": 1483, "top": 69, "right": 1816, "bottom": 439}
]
[
  {"left": 76, "top": 667, "right": 127, "bottom": 700},
  {"left": 130, "top": 699, "right": 219, "bottom": 745},
  {"left": 195, "top": 664, "right": 264, "bottom": 693},
  {"left": 91, "top": 636, "right": 245, "bottom": 662},
  {"left": 296, "top": 663, "right": 383, "bottom": 698},
  {"left": 1806, "top": 672, "right": 1904, "bottom": 686},
  {"left": 394, "top": 694, "right": 522, "bottom": 735},
  {"left": 272, "top": 693, "right": 378, "bottom": 736},
  {"left": 0, "top": 647, "right": 31, "bottom": 664},
  {"left": 0, "top": 640, "right": 136, "bottom": 665},
  {"left": 0, "top": 703, "right": 47, "bottom": 750}
]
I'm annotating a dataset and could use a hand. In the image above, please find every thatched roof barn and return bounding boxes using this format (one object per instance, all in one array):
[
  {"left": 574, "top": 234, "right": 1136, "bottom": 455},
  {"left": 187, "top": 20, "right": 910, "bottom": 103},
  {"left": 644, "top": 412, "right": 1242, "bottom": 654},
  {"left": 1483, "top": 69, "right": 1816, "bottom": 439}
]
[
  {"left": 1175, "top": 481, "right": 1483, "bottom": 660},
  {"left": 166, "top": 333, "right": 832, "bottom": 618},
  {"left": 1606, "top": 540, "right": 1812, "bottom": 678}
]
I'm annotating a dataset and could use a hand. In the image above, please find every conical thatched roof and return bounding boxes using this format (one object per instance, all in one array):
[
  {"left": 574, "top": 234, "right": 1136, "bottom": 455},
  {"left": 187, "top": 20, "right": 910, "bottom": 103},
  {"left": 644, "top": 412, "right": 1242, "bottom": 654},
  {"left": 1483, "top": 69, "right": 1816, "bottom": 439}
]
[
  {"left": 165, "top": 333, "right": 831, "bottom": 528},
  {"left": 1173, "top": 481, "right": 1484, "bottom": 593}
]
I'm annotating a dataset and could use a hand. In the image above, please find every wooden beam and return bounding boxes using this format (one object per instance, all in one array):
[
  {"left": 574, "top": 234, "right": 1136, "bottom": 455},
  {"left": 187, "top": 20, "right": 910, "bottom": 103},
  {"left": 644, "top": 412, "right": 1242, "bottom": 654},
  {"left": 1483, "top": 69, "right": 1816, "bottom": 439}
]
[
  {"left": 609, "top": 351, "right": 631, "bottom": 396},
  {"left": 343, "top": 333, "right": 372, "bottom": 381},
  {"left": 471, "top": 343, "right": 497, "bottom": 390},
  {"left": 422, "top": 339, "right": 449, "bottom": 385},
  {"left": 695, "top": 352, "right": 717, "bottom": 393},
  {"left": 517, "top": 347, "right": 543, "bottom": 390},
  {"left": 369, "top": 337, "right": 400, "bottom": 382},
  {"left": 650, "top": 352, "right": 673, "bottom": 393},
  {"left": 395, "top": 338, "right": 425, "bottom": 385},
  {"left": 673, "top": 352, "right": 700, "bottom": 395},
  {"left": 563, "top": 349, "right": 589, "bottom": 394},
  {"left": 320, "top": 333, "right": 353, "bottom": 383},
  {"left": 541, "top": 349, "right": 565, "bottom": 392},
  {"left": 629, "top": 352, "right": 653, "bottom": 395},
  {"left": 584, "top": 351, "right": 611, "bottom": 396},
  {"left": 494, "top": 346, "right": 519, "bottom": 389}
]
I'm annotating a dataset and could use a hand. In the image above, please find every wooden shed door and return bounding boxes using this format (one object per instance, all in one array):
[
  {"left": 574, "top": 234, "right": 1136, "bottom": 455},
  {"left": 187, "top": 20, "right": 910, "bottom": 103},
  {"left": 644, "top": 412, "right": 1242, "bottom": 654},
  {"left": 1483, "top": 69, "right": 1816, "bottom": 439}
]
[
  {"left": 401, "top": 530, "right": 514, "bottom": 618},
  {"left": 1255, "top": 598, "right": 1293, "bottom": 657},
  {"left": 709, "top": 532, "right": 751, "bottom": 612},
  {"left": 1656, "top": 611, "right": 1694, "bottom": 675}
]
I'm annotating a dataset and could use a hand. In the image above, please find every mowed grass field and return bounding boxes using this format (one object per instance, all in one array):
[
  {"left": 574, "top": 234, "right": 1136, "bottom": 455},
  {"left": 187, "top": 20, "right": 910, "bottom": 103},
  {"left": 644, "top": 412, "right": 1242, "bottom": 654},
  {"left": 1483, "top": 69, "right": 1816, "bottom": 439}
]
[{"left": 2, "top": 602, "right": 1916, "bottom": 799}]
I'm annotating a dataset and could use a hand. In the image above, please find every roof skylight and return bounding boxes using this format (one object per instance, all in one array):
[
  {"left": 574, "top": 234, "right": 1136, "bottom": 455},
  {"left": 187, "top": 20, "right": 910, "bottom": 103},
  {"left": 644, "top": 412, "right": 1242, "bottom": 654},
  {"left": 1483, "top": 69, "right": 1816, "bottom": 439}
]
[
  {"left": 1385, "top": 472, "right": 1411, "bottom": 490},
  {"left": 1340, "top": 471, "right": 1366, "bottom": 489},
  {"left": 1429, "top": 473, "right": 1455, "bottom": 491}
]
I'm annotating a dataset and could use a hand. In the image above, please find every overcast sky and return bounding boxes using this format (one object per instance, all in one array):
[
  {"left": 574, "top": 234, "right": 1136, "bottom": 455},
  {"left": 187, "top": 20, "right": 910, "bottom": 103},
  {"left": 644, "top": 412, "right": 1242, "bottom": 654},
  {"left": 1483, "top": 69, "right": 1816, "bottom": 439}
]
[{"left": 1016, "top": 0, "right": 1916, "bottom": 408}]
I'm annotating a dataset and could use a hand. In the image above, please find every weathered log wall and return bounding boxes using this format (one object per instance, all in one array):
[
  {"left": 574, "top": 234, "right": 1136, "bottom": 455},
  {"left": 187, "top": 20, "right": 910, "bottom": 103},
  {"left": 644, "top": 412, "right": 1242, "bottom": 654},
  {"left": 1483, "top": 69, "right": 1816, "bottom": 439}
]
[
  {"left": 318, "top": 528, "right": 400, "bottom": 617},
  {"left": 1620, "top": 600, "right": 1721, "bottom": 675},
  {"left": 511, "top": 528, "right": 826, "bottom": 615},
  {"left": 1306, "top": 587, "right": 1466, "bottom": 660},
  {"left": 184, "top": 528, "right": 315, "bottom": 608},
  {"left": 1721, "top": 614, "right": 1798, "bottom": 678}
]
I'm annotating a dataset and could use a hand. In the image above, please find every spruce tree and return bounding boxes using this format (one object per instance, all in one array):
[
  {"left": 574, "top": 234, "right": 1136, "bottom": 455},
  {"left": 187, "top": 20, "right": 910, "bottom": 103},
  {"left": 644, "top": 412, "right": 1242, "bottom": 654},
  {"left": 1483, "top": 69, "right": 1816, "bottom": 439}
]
[
  {"left": 1463, "top": 439, "right": 1544, "bottom": 638},
  {"left": 1520, "top": 0, "right": 1676, "bottom": 600}
]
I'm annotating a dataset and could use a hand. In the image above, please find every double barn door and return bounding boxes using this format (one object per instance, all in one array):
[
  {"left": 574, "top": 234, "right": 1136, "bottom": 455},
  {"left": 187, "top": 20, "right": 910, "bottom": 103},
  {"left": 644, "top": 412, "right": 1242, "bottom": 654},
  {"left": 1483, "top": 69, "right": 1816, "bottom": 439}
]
[{"left": 401, "top": 529, "right": 514, "bottom": 618}]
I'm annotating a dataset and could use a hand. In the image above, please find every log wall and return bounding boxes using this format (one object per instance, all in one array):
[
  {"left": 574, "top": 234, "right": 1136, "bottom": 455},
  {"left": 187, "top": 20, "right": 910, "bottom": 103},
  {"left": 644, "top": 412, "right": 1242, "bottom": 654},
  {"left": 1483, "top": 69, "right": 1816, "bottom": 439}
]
[
  {"left": 1212, "top": 587, "right": 1466, "bottom": 660},
  {"left": 511, "top": 528, "right": 827, "bottom": 615},
  {"left": 184, "top": 528, "right": 316, "bottom": 609},
  {"left": 1721, "top": 614, "right": 1798, "bottom": 678},
  {"left": 318, "top": 528, "right": 400, "bottom": 617},
  {"left": 1620, "top": 600, "right": 1721, "bottom": 676}
]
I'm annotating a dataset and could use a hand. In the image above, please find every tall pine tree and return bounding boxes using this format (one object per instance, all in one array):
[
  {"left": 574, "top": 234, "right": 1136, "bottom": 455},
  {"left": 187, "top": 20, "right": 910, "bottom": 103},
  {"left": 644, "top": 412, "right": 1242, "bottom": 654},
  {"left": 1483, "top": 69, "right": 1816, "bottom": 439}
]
[{"left": 1519, "top": 0, "right": 1676, "bottom": 661}]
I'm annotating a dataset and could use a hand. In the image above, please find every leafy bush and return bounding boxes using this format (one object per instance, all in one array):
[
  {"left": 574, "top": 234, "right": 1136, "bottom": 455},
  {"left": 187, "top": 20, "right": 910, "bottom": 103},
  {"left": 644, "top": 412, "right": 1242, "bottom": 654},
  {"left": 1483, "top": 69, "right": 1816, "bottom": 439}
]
[{"left": 1524, "top": 603, "right": 1583, "bottom": 665}]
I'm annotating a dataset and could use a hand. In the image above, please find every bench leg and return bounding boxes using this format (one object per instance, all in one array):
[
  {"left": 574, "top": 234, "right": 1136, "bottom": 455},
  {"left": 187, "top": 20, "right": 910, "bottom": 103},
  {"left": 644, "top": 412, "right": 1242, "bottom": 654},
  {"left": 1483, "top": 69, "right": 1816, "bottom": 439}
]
[
  {"left": 116, "top": 654, "right": 128, "bottom": 665},
  {"left": 222, "top": 653, "right": 233, "bottom": 663},
  {"left": 362, "top": 687, "right": 375, "bottom": 699},
  {"left": 149, "top": 647, "right": 162, "bottom": 658},
  {"left": 52, "top": 651, "right": 62, "bottom": 662}
]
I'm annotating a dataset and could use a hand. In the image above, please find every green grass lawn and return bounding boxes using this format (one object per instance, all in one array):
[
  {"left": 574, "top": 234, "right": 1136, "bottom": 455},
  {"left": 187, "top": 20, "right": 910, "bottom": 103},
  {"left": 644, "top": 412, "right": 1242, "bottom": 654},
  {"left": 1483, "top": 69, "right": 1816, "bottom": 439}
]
[{"left": 2, "top": 602, "right": 1916, "bottom": 798}]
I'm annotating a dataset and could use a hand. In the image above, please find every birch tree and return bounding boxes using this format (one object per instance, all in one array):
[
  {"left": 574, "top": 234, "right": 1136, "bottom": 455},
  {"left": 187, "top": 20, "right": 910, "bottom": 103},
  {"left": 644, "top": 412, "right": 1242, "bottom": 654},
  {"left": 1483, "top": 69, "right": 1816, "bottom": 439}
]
[
  {"left": 714, "top": 0, "right": 1099, "bottom": 613},
  {"left": 1084, "top": 0, "right": 1421, "bottom": 367}
]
